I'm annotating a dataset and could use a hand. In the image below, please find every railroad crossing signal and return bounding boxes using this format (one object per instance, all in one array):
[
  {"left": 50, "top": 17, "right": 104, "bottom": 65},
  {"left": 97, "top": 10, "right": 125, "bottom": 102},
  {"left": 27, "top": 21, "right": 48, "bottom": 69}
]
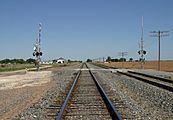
[
  {"left": 138, "top": 50, "right": 146, "bottom": 55},
  {"left": 33, "top": 23, "right": 43, "bottom": 71},
  {"left": 33, "top": 51, "right": 43, "bottom": 57},
  {"left": 138, "top": 16, "right": 146, "bottom": 69}
]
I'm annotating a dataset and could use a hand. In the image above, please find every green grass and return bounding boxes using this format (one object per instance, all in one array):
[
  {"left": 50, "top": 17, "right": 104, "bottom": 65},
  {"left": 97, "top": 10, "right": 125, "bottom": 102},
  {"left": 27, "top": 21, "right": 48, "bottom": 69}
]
[
  {"left": 0, "top": 62, "right": 80, "bottom": 72},
  {"left": 0, "top": 64, "right": 35, "bottom": 72}
]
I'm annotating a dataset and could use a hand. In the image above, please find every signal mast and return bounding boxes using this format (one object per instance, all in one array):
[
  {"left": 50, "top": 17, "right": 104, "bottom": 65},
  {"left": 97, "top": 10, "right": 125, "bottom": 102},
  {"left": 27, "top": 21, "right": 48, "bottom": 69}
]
[
  {"left": 33, "top": 23, "right": 43, "bottom": 71},
  {"left": 138, "top": 16, "right": 146, "bottom": 69}
]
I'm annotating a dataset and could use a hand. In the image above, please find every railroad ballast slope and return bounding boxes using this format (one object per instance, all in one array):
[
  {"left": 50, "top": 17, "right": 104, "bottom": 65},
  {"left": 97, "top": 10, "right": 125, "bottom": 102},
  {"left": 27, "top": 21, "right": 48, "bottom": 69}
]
[
  {"left": 89, "top": 63, "right": 173, "bottom": 119},
  {"left": 0, "top": 64, "right": 81, "bottom": 120}
]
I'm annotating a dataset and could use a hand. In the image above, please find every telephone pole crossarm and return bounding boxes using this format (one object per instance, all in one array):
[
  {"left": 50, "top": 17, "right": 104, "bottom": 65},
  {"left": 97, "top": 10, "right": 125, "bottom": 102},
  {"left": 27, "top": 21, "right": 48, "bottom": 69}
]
[
  {"left": 118, "top": 52, "right": 128, "bottom": 68},
  {"left": 150, "top": 30, "right": 169, "bottom": 71}
]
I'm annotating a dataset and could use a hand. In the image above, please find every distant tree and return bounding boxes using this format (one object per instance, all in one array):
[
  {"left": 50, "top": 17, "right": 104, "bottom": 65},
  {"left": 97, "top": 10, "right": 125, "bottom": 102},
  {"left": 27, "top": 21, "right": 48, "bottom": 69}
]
[
  {"left": 111, "top": 58, "right": 119, "bottom": 62},
  {"left": 119, "top": 58, "right": 126, "bottom": 62},
  {"left": 86, "top": 59, "right": 92, "bottom": 62},
  {"left": 16, "top": 59, "right": 26, "bottom": 64},
  {"left": 66, "top": 59, "right": 82, "bottom": 63},
  {"left": 129, "top": 58, "right": 133, "bottom": 62},
  {"left": 0, "top": 58, "right": 32, "bottom": 64},
  {"left": 106, "top": 56, "right": 111, "bottom": 62},
  {"left": 0, "top": 59, "right": 11, "bottom": 64},
  {"left": 68, "top": 59, "right": 72, "bottom": 63},
  {"left": 26, "top": 58, "right": 36, "bottom": 64},
  {"left": 10, "top": 59, "right": 15, "bottom": 64}
]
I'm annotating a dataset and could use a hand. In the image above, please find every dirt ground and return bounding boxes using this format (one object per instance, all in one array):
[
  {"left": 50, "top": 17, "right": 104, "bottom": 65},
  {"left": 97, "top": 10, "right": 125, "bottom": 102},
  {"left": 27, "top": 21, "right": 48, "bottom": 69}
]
[
  {"left": 104, "top": 60, "right": 173, "bottom": 72},
  {"left": 0, "top": 71, "right": 53, "bottom": 119}
]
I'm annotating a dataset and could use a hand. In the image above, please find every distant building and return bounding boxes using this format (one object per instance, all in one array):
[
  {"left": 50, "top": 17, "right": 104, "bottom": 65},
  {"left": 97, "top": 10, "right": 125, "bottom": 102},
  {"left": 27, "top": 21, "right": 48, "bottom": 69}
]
[
  {"left": 57, "top": 57, "right": 66, "bottom": 64},
  {"left": 52, "top": 57, "right": 66, "bottom": 64},
  {"left": 42, "top": 57, "right": 66, "bottom": 64},
  {"left": 42, "top": 60, "right": 53, "bottom": 64}
]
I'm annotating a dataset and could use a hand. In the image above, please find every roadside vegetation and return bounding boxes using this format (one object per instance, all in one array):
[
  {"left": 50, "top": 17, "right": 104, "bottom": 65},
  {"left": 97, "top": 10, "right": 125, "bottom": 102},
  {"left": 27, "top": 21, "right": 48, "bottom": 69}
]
[
  {"left": 0, "top": 58, "right": 82, "bottom": 72},
  {"left": 0, "top": 64, "right": 35, "bottom": 72},
  {"left": 86, "top": 56, "right": 129, "bottom": 63},
  {"left": 0, "top": 58, "right": 36, "bottom": 72}
]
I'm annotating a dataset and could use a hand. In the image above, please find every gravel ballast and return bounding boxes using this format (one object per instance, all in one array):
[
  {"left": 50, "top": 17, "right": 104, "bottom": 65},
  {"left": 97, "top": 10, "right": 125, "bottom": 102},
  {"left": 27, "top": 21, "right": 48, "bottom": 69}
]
[
  {"left": 0, "top": 64, "right": 81, "bottom": 120},
  {"left": 88, "top": 63, "right": 173, "bottom": 120},
  {"left": 2, "top": 62, "right": 173, "bottom": 120}
]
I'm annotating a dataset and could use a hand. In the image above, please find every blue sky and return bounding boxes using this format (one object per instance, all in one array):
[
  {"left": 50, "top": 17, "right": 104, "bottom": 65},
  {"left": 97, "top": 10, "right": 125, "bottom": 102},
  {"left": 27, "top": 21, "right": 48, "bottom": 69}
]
[{"left": 0, "top": 0, "right": 173, "bottom": 61}]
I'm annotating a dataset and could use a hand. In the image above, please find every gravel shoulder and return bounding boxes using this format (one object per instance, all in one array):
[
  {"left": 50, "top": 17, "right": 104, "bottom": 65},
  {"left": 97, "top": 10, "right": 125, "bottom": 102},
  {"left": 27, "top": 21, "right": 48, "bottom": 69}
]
[
  {"left": 0, "top": 63, "right": 81, "bottom": 120},
  {"left": 133, "top": 69, "right": 173, "bottom": 80},
  {"left": 0, "top": 83, "right": 52, "bottom": 119},
  {"left": 88, "top": 63, "right": 173, "bottom": 120}
]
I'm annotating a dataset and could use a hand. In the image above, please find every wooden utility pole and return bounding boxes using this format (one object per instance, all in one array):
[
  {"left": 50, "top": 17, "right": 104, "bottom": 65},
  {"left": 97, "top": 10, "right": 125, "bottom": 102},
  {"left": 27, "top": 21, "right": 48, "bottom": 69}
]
[
  {"left": 150, "top": 30, "right": 169, "bottom": 71},
  {"left": 118, "top": 52, "right": 128, "bottom": 68}
]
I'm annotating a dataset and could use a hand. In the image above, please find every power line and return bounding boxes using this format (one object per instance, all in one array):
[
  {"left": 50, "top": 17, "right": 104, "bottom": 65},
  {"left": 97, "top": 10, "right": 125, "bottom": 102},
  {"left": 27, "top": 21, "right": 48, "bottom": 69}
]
[
  {"left": 118, "top": 52, "right": 128, "bottom": 68},
  {"left": 150, "top": 30, "right": 169, "bottom": 71}
]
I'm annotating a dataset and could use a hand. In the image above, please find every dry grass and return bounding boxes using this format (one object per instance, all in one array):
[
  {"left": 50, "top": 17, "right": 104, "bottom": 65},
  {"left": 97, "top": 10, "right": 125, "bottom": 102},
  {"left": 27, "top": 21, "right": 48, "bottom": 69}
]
[
  {"left": 0, "top": 64, "right": 35, "bottom": 72},
  {"left": 103, "top": 60, "right": 173, "bottom": 72}
]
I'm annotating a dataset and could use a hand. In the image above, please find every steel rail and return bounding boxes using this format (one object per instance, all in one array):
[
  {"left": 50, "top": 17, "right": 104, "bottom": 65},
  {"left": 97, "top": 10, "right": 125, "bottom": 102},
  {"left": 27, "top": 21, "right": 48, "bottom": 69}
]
[
  {"left": 56, "top": 63, "right": 122, "bottom": 120},
  {"left": 86, "top": 64, "right": 122, "bottom": 120},
  {"left": 93, "top": 62, "right": 173, "bottom": 84},
  {"left": 117, "top": 71, "right": 173, "bottom": 93},
  {"left": 56, "top": 64, "right": 83, "bottom": 120},
  {"left": 128, "top": 71, "right": 173, "bottom": 83}
]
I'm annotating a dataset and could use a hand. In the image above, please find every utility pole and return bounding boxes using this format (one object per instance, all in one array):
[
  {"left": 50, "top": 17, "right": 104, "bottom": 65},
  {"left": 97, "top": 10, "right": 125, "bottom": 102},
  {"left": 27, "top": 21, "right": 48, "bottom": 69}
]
[
  {"left": 118, "top": 52, "right": 128, "bottom": 68},
  {"left": 33, "top": 23, "right": 43, "bottom": 71},
  {"left": 138, "top": 16, "right": 146, "bottom": 69},
  {"left": 150, "top": 30, "right": 169, "bottom": 71},
  {"left": 99, "top": 57, "right": 102, "bottom": 62},
  {"left": 103, "top": 57, "right": 105, "bottom": 63}
]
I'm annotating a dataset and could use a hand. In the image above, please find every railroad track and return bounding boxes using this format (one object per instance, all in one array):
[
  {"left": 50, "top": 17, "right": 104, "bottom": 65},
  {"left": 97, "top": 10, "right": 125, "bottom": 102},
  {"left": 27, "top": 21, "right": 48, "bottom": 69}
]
[
  {"left": 128, "top": 71, "right": 173, "bottom": 83},
  {"left": 47, "top": 63, "right": 122, "bottom": 120},
  {"left": 117, "top": 70, "right": 173, "bottom": 92},
  {"left": 89, "top": 63, "right": 173, "bottom": 119}
]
